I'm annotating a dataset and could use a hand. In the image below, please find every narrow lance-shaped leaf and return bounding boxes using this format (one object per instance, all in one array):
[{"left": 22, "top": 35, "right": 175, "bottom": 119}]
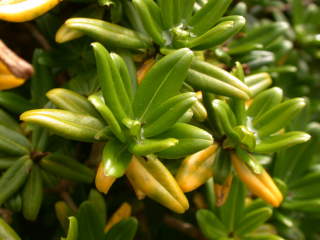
[
  {"left": 196, "top": 209, "right": 228, "bottom": 240},
  {"left": 255, "top": 131, "right": 311, "bottom": 153},
  {"left": 101, "top": 139, "right": 131, "bottom": 178},
  {"left": 61, "top": 217, "right": 78, "bottom": 240},
  {"left": 156, "top": 123, "right": 214, "bottom": 159},
  {"left": 126, "top": 156, "right": 189, "bottom": 213},
  {"left": 245, "top": 73, "right": 272, "bottom": 97},
  {"left": 235, "top": 207, "right": 272, "bottom": 236},
  {"left": 176, "top": 144, "right": 218, "bottom": 192},
  {"left": 247, "top": 87, "right": 283, "bottom": 120},
  {"left": 0, "top": 91, "right": 34, "bottom": 114},
  {"left": 40, "top": 153, "right": 95, "bottom": 183},
  {"left": 65, "top": 18, "right": 152, "bottom": 49},
  {"left": 77, "top": 201, "right": 104, "bottom": 240},
  {"left": 0, "top": 125, "right": 31, "bottom": 156},
  {"left": 143, "top": 92, "right": 196, "bottom": 124},
  {"left": 143, "top": 94, "right": 197, "bottom": 137},
  {"left": 132, "top": 0, "right": 165, "bottom": 45},
  {"left": 92, "top": 42, "right": 133, "bottom": 122},
  {"left": 88, "top": 92, "right": 125, "bottom": 142},
  {"left": 22, "top": 165, "right": 43, "bottom": 221},
  {"left": 228, "top": 22, "right": 289, "bottom": 54},
  {"left": 47, "top": 88, "right": 101, "bottom": 119},
  {"left": 187, "top": 17, "right": 246, "bottom": 50},
  {"left": 0, "top": 217, "right": 21, "bottom": 240},
  {"left": 190, "top": 59, "right": 251, "bottom": 97},
  {"left": 31, "top": 49, "right": 54, "bottom": 107},
  {"left": 231, "top": 153, "right": 283, "bottom": 207},
  {"left": 133, "top": 48, "right": 194, "bottom": 120},
  {"left": 110, "top": 52, "right": 133, "bottom": 101},
  {"left": 104, "top": 202, "right": 132, "bottom": 232},
  {"left": 88, "top": 189, "right": 107, "bottom": 226},
  {"left": 230, "top": 61, "right": 246, "bottom": 125},
  {"left": 0, "top": 156, "right": 33, "bottom": 205},
  {"left": 105, "top": 217, "right": 138, "bottom": 240},
  {"left": 188, "top": 0, "right": 232, "bottom": 35},
  {"left": 0, "top": 109, "right": 20, "bottom": 132},
  {"left": 20, "top": 109, "right": 108, "bottom": 142},
  {"left": 129, "top": 138, "right": 178, "bottom": 156},
  {"left": 254, "top": 98, "right": 306, "bottom": 138},
  {"left": 219, "top": 177, "right": 246, "bottom": 232}
]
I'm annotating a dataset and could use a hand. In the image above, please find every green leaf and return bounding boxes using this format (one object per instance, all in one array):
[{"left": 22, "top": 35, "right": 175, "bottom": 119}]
[
  {"left": 104, "top": 217, "right": 138, "bottom": 240},
  {"left": 132, "top": 0, "right": 165, "bottom": 45},
  {"left": 255, "top": 131, "right": 311, "bottom": 153},
  {"left": 22, "top": 165, "right": 43, "bottom": 221},
  {"left": 66, "top": 18, "right": 151, "bottom": 49},
  {"left": 0, "top": 217, "right": 21, "bottom": 240},
  {"left": 62, "top": 216, "right": 78, "bottom": 240},
  {"left": 235, "top": 207, "right": 272, "bottom": 236},
  {"left": 188, "top": 0, "right": 232, "bottom": 35},
  {"left": 40, "top": 153, "right": 94, "bottom": 183},
  {"left": 20, "top": 109, "right": 108, "bottom": 142},
  {"left": 129, "top": 138, "right": 178, "bottom": 156},
  {"left": 0, "top": 108, "right": 21, "bottom": 132},
  {"left": 0, "top": 156, "right": 33, "bottom": 205},
  {"left": 196, "top": 209, "right": 228, "bottom": 240},
  {"left": 77, "top": 201, "right": 104, "bottom": 240},
  {"left": 228, "top": 22, "right": 289, "bottom": 55},
  {"left": 101, "top": 139, "right": 131, "bottom": 178},
  {"left": 247, "top": 87, "right": 283, "bottom": 120},
  {"left": 143, "top": 94, "right": 197, "bottom": 137},
  {"left": 0, "top": 92, "right": 34, "bottom": 115},
  {"left": 187, "top": 17, "right": 245, "bottom": 50},
  {"left": 254, "top": 98, "right": 306, "bottom": 138},
  {"left": 156, "top": 123, "right": 213, "bottom": 159},
  {"left": 133, "top": 48, "right": 194, "bottom": 120},
  {"left": 0, "top": 125, "right": 31, "bottom": 156},
  {"left": 219, "top": 177, "right": 246, "bottom": 232},
  {"left": 88, "top": 189, "right": 107, "bottom": 226},
  {"left": 31, "top": 49, "right": 54, "bottom": 107},
  {"left": 282, "top": 199, "right": 320, "bottom": 213},
  {"left": 92, "top": 42, "right": 133, "bottom": 122},
  {"left": 88, "top": 92, "right": 125, "bottom": 142},
  {"left": 190, "top": 59, "right": 251, "bottom": 97},
  {"left": 244, "top": 73, "right": 272, "bottom": 97},
  {"left": 47, "top": 88, "right": 101, "bottom": 119}
]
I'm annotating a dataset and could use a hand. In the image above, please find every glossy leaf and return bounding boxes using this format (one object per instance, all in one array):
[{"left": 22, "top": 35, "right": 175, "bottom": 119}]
[
  {"left": 156, "top": 123, "right": 213, "bottom": 159},
  {"left": 133, "top": 48, "right": 194, "bottom": 120},
  {"left": 20, "top": 109, "right": 108, "bottom": 142}
]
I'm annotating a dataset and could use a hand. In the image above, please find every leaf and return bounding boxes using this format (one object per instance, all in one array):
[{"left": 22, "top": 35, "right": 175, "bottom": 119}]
[
  {"left": 255, "top": 131, "right": 311, "bottom": 153},
  {"left": 235, "top": 207, "right": 272, "bottom": 236},
  {"left": 46, "top": 88, "right": 101, "bottom": 119},
  {"left": 20, "top": 109, "right": 108, "bottom": 142},
  {"left": 40, "top": 153, "right": 94, "bottom": 183},
  {"left": 101, "top": 139, "right": 131, "bottom": 178},
  {"left": 196, "top": 209, "right": 228, "bottom": 240},
  {"left": 0, "top": 217, "right": 21, "bottom": 240},
  {"left": 31, "top": 49, "right": 54, "bottom": 107},
  {"left": 62, "top": 217, "right": 78, "bottom": 240},
  {"left": 104, "top": 217, "right": 138, "bottom": 240},
  {"left": 126, "top": 156, "right": 189, "bottom": 213},
  {"left": 133, "top": 48, "right": 194, "bottom": 120},
  {"left": 77, "top": 201, "right": 104, "bottom": 240},
  {"left": 156, "top": 123, "right": 213, "bottom": 159},
  {"left": 0, "top": 125, "right": 31, "bottom": 156},
  {"left": 219, "top": 177, "right": 246, "bottom": 232}
]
